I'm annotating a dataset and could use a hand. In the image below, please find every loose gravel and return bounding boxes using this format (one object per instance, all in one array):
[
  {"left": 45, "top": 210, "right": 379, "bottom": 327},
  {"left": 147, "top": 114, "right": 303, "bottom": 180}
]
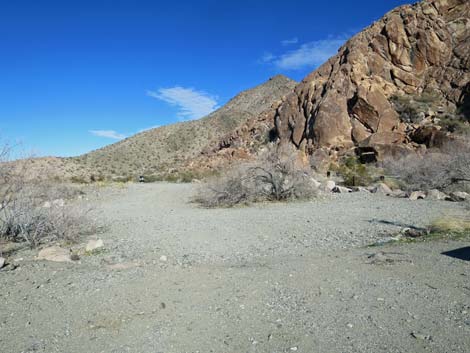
[{"left": 0, "top": 183, "right": 468, "bottom": 353}]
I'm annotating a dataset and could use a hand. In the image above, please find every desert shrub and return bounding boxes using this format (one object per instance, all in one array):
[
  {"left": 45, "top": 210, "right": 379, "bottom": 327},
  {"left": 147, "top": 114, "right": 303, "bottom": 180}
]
[
  {"left": 430, "top": 216, "right": 470, "bottom": 235},
  {"left": 195, "top": 145, "right": 319, "bottom": 207},
  {"left": 382, "top": 138, "right": 470, "bottom": 191},
  {"left": 0, "top": 144, "right": 96, "bottom": 248},
  {"left": 71, "top": 175, "right": 90, "bottom": 184},
  {"left": 331, "top": 156, "right": 377, "bottom": 186},
  {"left": 438, "top": 114, "right": 470, "bottom": 135}
]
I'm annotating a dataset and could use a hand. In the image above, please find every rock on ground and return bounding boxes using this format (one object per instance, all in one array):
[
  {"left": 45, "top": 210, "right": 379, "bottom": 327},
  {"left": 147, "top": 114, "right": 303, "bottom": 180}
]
[{"left": 37, "top": 246, "right": 72, "bottom": 263}]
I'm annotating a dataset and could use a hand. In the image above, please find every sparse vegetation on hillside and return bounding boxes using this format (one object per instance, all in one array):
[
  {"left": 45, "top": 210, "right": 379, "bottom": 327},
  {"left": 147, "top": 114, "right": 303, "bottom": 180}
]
[
  {"left": 195, "top": 145, "right": 319, "bottom": 207},
  {"left": 66, "top": 76, "right": 296, "bottom": 180},
  {"left": 390, "top": 91, "right": 470, "bottom": 135}
]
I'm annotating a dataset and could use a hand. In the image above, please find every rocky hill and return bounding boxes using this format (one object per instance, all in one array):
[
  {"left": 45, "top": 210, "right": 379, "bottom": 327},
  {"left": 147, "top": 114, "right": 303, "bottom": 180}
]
[
  {"left": 196, "top": 0, "right": 469, "bottom": 170},
  {"left": 274, "top": 0, "right": 469, "bottom": 161},
  {"left": 18, "top": 75, "right": 294, "bottom": 181},
  {"left": 18, "top": 0, "right": 469, "bottom": 181}
]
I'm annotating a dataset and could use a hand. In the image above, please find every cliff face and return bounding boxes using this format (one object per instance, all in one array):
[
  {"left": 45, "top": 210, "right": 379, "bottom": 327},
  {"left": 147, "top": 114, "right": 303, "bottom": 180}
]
[{"left": 275, "top": 0, "right": 469, "bottom": 160}]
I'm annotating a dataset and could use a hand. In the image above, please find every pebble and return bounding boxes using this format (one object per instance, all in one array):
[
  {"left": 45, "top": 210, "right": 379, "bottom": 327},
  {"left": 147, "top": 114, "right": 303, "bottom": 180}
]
[
  {"left": 0, "top": 257, "right": 5, "bottom": 269},
  {"left": 159, "top": 255, "right": 168, "bottom": 262},
  {"left": 86, "top": 239, "right": 104, "bottom": 253},
  {"left": 411, "top": 332, "right": 432, "bottom": 341}
]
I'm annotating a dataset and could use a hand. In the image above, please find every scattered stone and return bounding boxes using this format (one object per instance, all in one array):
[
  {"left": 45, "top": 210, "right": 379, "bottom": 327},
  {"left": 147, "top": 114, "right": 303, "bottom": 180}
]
[
  {"left": 332, "top": 186, "right": 352, "bottom": 193},
  {"left": 324, "top": 180, "right": 336, "bottom": 192},
  {"left": 409, "top": 191, "right": 426, "bottom": 201},
  {"left": 70, "top": 253, "right": 80, "bottom": 261},
  {"left": 310, "top": 178, "right": 321, "bottom": 189},
  {"left": 86, "top": 239, "right": 104, "bottom": 253},
  {"left": 43, "top": 201, "right": 52, "bottom": 208},
  {"left": 1, "top": 263, "right": 18, "bottom": 271},
  {"left": 426, "top": 189, "right": 448, "bottom": 200},
  {"left": 370, "top": 183, "right": 392, "bottom": 195},
  {"left": 402, "top": 227, "right": 428, "bottom": 238},
  {"left": 37, "top": 246, "right": 72, "bottom": 263},
  {"left": 290, "top": 347, "right": 298, "bottom": 351},
  {"left": 159, "top": 255, "right": 168, "bottom": 262},
  {"left": 0, "top": 257, "right": 5, "bottom": 269},
  {"left": 389, "top": 189, "right": 407, "bottom": 198},
  {"left": 347, "top": 323, "right": 353, "bottom": 328},
  {"left": 449, "top": 191, "right": 469, "bottom": 202},
  {"left": 411, "top": 332, "right": 432, "bottom": 341}
]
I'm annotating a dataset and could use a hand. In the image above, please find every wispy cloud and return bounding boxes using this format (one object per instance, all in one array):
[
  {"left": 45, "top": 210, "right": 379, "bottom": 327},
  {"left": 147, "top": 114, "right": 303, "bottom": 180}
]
[
  {"left": 147, "top": 86, "right": 219, "bottom": 120},
  {"left": 89, "top": 130, "right": 126, "bottom": 140},
  {"left": 281, "top": 37, "right": 298, "bottom": 46},
  {"left": 262, "top": 36, "right": 348, "bottom": 70},
  {"left": 260, "top": 52, "right": 276, "bottom": 63}
]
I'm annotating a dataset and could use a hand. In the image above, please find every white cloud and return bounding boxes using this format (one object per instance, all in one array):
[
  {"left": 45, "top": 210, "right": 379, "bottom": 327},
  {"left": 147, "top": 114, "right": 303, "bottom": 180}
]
[
  {"left": 89, "top": 130, "right": 126, "bottom": 140},
  {"left": 147, "top": 86, "right": 219, "bottom": 120},
  {"left": 281, "top": 37, "right": 298, "bottom": 46},
  {"left": 260, "top": 52, "right": 276, "bottom": 63},
  {"left": 262, "top": 36, "right": 347, "bottom": 70}
]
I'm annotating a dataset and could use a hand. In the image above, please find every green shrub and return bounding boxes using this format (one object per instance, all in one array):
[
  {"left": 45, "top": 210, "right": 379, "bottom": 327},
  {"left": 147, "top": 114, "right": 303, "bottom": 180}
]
[{"left": 331, "top": 156, "right": 376, "bottom": 186}]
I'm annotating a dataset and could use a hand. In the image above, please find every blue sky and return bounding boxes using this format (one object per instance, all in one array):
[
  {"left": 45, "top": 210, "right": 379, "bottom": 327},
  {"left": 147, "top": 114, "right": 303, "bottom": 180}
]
[{"left": 0, "top": 0, "right": 411, "bottom": 157}]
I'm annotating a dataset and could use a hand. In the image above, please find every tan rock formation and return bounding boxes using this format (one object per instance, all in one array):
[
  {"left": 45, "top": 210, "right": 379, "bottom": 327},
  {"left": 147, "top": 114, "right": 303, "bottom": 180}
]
[{"left": 274, "top": 0, "right": 469, "bottom": 160}]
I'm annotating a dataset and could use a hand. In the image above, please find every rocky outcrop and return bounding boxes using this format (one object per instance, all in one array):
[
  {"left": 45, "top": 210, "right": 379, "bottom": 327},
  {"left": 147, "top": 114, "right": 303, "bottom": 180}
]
[{"left": 275, "top": 0, "right": 469, "bottom": 160}]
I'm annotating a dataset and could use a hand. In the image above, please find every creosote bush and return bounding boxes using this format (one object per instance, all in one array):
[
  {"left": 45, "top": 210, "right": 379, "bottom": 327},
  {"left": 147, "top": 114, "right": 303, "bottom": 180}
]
[
  {"left": 382, "top": 138, "right": 470, "bottom": 192},
  {"left": 195, "top": 145, "right": 320, "bottom": 207},
  {"left": 0, "top": 144, "right": 95, "bottom": 248}
]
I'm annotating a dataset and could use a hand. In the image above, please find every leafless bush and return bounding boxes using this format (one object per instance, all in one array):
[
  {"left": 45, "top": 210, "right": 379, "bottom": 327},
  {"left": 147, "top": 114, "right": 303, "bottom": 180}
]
[
  {"left": 382, "top": 138, "right": 470, "bottom": 191},
  {"left": 195, "top": 145, "right": 320, "bottom": 207},
  {"left": 0, "top": 143, "right": 95, "bottom": 247}
]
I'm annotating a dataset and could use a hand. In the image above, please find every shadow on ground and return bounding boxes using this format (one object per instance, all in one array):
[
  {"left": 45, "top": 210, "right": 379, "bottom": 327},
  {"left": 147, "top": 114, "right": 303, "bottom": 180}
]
[
  {"left": 368, "top": 219, "right": 427, "bottom": 231},
  {"left": 442, "top": 246, "right": 470, "bottom": 261}
]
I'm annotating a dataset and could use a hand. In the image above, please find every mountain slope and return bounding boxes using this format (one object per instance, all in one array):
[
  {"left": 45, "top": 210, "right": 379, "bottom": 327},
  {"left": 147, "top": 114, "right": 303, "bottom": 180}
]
[
  {"left": 273, "top": 0, "right": 469, "bottom": 160},
  {"left": 66, "top": 75, "right": 296, "bottom": 179}
]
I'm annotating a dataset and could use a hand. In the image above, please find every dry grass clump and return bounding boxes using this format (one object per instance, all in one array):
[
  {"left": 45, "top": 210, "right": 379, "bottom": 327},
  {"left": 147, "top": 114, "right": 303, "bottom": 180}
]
[
  {"left": 382, "top": 138, "right": 470, "bottom": 192},
  {"left": 430, "top": 215, "right": 470, "bottom": 235},
  {"left": 195, "top": 145, "right": 320, "bottom": 208},
  {"left": 0, "top": 143, "right": 96, "bottom": 248}
]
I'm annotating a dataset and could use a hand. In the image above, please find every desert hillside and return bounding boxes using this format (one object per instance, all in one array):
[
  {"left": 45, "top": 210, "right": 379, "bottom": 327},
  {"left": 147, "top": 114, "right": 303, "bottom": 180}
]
[{"left": 69, "top": 75, "right": 296, "bottom": 180}]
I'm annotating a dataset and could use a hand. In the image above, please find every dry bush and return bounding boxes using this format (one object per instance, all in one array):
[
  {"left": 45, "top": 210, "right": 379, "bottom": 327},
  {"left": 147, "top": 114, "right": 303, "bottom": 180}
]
[
  {"left": 382, "top": 138, "right": 470, "bottom": 191},
  {"left": 0, "top": 144, "right": 95, "bottom": 248},
  {"left": 195, "top": 145, "right": 320, "bottom": 207},
  {"left": 430, "top": 215, "right": 470, "bottom": 234}
]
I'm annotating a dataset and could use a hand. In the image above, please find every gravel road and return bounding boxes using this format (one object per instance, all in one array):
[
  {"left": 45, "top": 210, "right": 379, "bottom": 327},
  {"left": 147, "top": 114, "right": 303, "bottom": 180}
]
[{"left": 1, "top": 183, "right": 469, "bottom": 353}]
